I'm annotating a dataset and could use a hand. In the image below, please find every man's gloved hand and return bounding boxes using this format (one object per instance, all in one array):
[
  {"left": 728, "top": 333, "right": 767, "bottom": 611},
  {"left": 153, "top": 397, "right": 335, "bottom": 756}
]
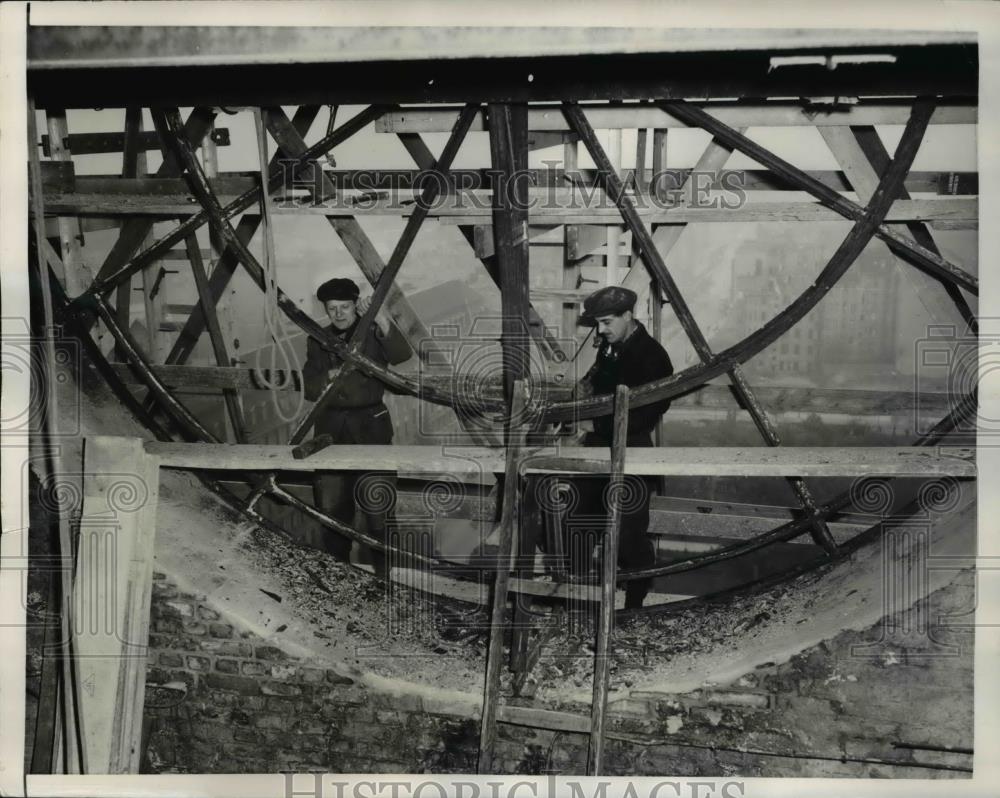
[{"left": 356, "top": 294, "right": 390, "bottom": 335}]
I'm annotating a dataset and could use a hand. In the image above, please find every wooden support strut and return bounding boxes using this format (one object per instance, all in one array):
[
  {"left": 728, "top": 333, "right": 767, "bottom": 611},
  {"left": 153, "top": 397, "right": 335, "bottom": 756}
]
[
  {"left": 562, "top": 101, "right": 839, "bottom": 555},
  {"left": 487, "top": 101, "right": 535, "bottom": 676},
  {"left": 478, "top": 380, "right": 531, "bottom": 774},
  {"left": 589, "top": 384, "right": 630, "bottom": 775},
  {"left": 27, "top": 96, "right": 88, "bottom": 775}
]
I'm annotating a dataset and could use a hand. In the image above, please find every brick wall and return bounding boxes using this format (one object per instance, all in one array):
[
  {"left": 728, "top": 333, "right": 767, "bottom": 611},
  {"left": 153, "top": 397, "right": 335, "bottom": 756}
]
[{"left": 143, "top": 570, "right": 973, "bottom": 777}]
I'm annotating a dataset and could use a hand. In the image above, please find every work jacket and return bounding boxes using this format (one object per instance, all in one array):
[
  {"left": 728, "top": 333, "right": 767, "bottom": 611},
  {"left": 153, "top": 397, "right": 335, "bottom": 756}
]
[
  {"left": 302, "top": 319, "right": 412, "bottom": 441},
  {"left": 584, "top": 320, "right": 674, "bottom": 446}
]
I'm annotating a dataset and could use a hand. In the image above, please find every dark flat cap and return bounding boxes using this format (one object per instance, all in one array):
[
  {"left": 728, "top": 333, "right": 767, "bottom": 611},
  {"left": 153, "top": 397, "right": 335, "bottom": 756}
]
[
  {"left": 317, "top": 278, "right": 360, "bottom": 303},
  {"left": 582, "top": 286, "right": 637, "bottom": 321}
]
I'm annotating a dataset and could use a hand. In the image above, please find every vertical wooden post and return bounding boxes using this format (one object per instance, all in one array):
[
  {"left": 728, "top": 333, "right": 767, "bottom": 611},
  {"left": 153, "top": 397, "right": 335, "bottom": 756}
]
[
  {"left": 605, "top": 129, "right": 622, "bottom": 286},
  {"left": 487, "top": 101, "right": 536, "bottom": 685},
  {"left": 487, "top": 102, "right": 531, "bottom": 400},
  {"left": 75, "top": 437, "right": 160, "bottom": 773},
  {"left": 478, "top": 381, "right": 530, "bottom": 774},
  {"left": 588, "top": 385, "right": 630, "bottom": 776},
  {"left": 29, "top": 96, "right": 87, "bottom": 776},
  {"left": 650, "top": 129, "right": 667, "bottom": 450},
  {"left": 44, "top": 109, "right": 90, "bottom": 298},
  {"left": 114, "top": 106, "right": 144, "bottom": 362},
  {"left": 562, "top": 138, "right": 583, "bottom": 344}
]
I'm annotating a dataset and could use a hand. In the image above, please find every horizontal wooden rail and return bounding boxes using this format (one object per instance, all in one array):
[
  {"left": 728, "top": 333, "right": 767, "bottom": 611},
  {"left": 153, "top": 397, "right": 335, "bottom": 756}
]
[
  {"left": 375, "top": 101, "right": 977, "bottom": 133},
  {"left": 64, "top": 168, "right": 979, "bottom": 196},
  {"left": 146, "top": 442, "right": 976, "bottom": 478},
  {"left": 39, "top": 195, "right": 977, "bottom": 228}
]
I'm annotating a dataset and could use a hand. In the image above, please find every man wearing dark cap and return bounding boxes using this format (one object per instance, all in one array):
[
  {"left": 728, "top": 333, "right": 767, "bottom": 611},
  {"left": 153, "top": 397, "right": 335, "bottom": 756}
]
[
  {"left": 565, "top": 285, "right": 673, "bottom": 608},
  {"left": 304, "top": 277, "right": 412, "bottom": 576}
]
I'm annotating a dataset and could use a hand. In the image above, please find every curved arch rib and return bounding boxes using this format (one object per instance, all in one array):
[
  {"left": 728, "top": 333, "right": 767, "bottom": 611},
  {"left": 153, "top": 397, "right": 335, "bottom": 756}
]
[{"left": 660, "top": 99, "right": 977, "bottom": 295}]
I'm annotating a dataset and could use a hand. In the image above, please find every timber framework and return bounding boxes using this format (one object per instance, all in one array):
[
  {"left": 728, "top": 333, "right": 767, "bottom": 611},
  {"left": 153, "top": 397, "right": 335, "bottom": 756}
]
[{"left": 22, "top": 25, "right": 979, "bottom": 777}]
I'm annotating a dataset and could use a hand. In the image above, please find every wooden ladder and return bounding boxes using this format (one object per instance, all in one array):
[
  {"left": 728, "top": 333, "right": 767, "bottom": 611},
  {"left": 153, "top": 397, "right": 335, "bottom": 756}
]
[{"left": 478, "top": 383, "right": 631, "bottom": 776}]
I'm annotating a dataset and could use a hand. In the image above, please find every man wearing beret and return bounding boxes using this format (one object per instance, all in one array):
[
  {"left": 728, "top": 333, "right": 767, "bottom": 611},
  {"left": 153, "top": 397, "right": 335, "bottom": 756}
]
[
  {"left": 304, "top": 277, "right": 413, "bottom": 577},
  {"left": 565, "top": 285, "right": 674, "bottom": 609}
]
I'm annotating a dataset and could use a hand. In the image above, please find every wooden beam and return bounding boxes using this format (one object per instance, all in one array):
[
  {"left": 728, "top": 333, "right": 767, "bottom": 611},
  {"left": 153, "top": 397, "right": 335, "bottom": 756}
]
[
  {"left": 420, "top": 199, "right": 978, "bottom": 226},
  {"left": 45, "top": 109, "right": 90, "bottom": 296},
  {"left": 41, "top": 128, "right": 229, "bottom": 156},
  {"left": 28, "top": 44, "right": 978, "bottom": 108},
  {"left": 375, "top": 100, "right": 977, "bottom": 133},
  {"left": 65, "top": 168, "right": 977, "bottom": 195},
  {"left": 478, "top": 382, "right": 530, "bottom": 774},
  {"left": 146, "top": 443, "right": 976, "bottom": 478},
  {"left": 589, "top": 385, "right": 629, "bottom": 775},
  {"left": 488, "top": 102, "right": 532, "bottom": 398},
  {"left": 472, "top": 222, "right": 559, "bottom": 258}
]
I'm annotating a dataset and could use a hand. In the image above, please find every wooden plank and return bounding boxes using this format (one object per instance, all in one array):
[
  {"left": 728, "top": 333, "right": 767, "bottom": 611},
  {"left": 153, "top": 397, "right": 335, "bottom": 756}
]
[
  {"left": 73, "top": 174, "right": 257, "bottom": 195},
  {"left": 146, "top": 443, "right": 976, "bottom": 478},
  {"left": 425, "top": 198, "right": 978, "bottom": 225},
  {"left": 40, "top": 160, "right": 75, "bottom": 192},
  {"left": 41, "top": 128, "right": 229, "bottom": 156},
  {"left": 44, "top": 191, "right": 979, "bottom": 225},
  {"left": 28, "top": 43, "right": 978, "bottom": 109},
  {"left": 375, "top": 101, "right": 977, "bottom": 133},
  {"left": 76, "top": 437, "right": 160, "bottom": 773},
  {"left": 65, "top": 168, "right": 977, "bottom": 195},
  {"left": 478, "top": 382, "right": 530, "bottom": 774},
  {"left": 589, "top": 385, "right": 629, "bottom": 775},
  {"left": 472, "top": 222, "right": 559, "bottom": 258}
]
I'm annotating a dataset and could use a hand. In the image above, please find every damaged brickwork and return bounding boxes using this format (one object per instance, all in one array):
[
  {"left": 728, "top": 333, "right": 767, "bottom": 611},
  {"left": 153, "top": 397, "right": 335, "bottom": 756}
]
[{"left": 141, "top": 569, "right": 973, "bottom": 777}]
